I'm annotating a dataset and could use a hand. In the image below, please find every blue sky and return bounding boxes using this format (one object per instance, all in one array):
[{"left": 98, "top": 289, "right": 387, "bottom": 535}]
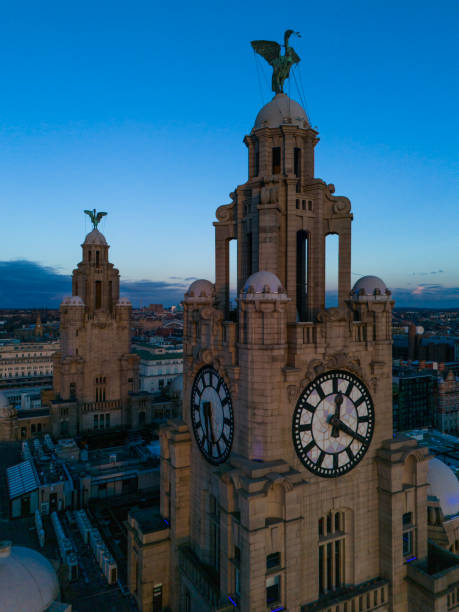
[{"left": 0, "top": 0, "right": 458, "bottom": 307}]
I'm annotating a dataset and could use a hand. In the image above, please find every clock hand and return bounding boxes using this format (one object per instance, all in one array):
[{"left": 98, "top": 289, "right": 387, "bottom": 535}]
[
  {"left": 203, "top": 402, "right": 211, "bottom": 440},
  {"left": 329, "top": 415, "right": 366, "bottom": 444},
  {"left": 208, "top": 403, "right": 216, "bottom": 444},
  {"left": 331, "top": 392, "right": 343, "bottom": 438}
]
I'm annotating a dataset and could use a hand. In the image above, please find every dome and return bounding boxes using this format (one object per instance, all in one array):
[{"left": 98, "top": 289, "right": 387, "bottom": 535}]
[
  {"left": 117, "top": 297, "right": 132, "bottom": 306},
  {"left": 62, "top": 295, "right": 84, "bottom": 306},
  {"left": 83, "top": 229, "right": 107, "bottom": 246},
  {"left": 254, "top": 94, "right": 309, "bottom": 130},
  {"left": 351, "top": 275, "right": 391, "bottom": 301},
  {"left": 428, "top": 458, "right": 459, "bottom": 518},
  {"left": 185, "top": 279, "right": 215, "bottom": 300},
  {"left": 0, "top": 541, "right": 59, "bottom": 612},
  {"left": 241, "top": 271, "right": 287, "bottom": 299}
]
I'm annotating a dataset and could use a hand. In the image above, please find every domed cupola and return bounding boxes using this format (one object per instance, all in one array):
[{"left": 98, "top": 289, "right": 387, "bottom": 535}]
[
  {"left": 184, "top": 279, "right": 215, "bottom": 303},
  {"left": 241, "top": 271, "right": 288, "bottom": 301},
  {"left": 83, "top": 228, "right": 108, "bottom": 246},
  {"left": 351, "top": 275, "right": 392, "bottom": 302},
  {"left": 0, "top": 541, "right": 60, "bottom": 612},
  {"left": 253, "top": 93, "right": 309, "bottom": 131}
]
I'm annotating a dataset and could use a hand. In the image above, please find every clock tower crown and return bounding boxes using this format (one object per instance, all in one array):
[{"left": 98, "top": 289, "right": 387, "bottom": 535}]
[{"left": 214, "top": 93, "right": 352, "bottom": 323}]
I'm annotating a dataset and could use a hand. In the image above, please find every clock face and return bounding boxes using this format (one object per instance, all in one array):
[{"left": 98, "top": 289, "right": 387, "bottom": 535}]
[
  {"left": 191, "top": 366, "right": 234, "bottom": 465},
  {"left": 292, "top": 370, "right": 374, "bottom": 478}
]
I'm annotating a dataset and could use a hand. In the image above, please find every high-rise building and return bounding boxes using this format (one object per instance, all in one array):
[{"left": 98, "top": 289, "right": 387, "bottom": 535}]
[{"left": 126, "top": 87, "right": 459, "bottom": 612}]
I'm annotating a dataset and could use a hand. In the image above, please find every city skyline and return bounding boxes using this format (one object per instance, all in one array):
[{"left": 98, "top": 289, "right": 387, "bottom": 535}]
[{"left": 0, "top": 1, "right": 458, "bottom": 307}]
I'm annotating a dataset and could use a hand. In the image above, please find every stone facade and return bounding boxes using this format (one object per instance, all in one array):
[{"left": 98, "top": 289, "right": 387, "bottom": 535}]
[{"left": 128, "top": 94, "right": 459, "bottom": 611}]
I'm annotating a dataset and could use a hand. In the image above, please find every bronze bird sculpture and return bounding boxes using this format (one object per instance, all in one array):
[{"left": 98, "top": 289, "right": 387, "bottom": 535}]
[
  {"left": 84, "top": 209, "right": 107, "bottom": 230},
  {"left": 251, "top": 29, "right": 301, "bottom": 95}
]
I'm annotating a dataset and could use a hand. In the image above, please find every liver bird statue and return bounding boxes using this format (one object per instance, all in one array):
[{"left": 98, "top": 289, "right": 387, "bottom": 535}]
[
  {"left": 84, "top": 208, "right": 107, "bottom": 230},
  {"left": 251, "top": 30, "right": 301, "bottom": 95}
]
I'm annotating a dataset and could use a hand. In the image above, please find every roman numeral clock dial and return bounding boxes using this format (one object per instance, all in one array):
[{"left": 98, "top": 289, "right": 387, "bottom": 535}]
[
  {"left": 292, "top": 370, "right": 374, "bottom": 477},
  {"left": 191, "top": 367, "right": 234, "bottom": 465}
]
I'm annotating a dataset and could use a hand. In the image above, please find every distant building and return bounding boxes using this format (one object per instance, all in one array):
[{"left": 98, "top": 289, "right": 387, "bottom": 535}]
[
  {"left": 134, "top": 344, "right": 183, "bottom": 393},
  {"left": 393, "top": 370, "right": 435, "bottom": 432},
  {"left": 7, "top": 436, "right": 160, "bottom": 518},
  {"left": 436, "top": 370, "right": 459, "bottom": 434},
  {"left": 0, "top": 222, "right": 180, "bottom": 441},
  {"left": 0, "top": 340, "right": 58, "bottom": 386}
]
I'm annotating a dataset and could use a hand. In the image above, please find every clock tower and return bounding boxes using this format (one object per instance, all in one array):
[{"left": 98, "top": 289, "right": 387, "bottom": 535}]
[{"left": 128, "top": 85, "right": 459, "bottom": 612}]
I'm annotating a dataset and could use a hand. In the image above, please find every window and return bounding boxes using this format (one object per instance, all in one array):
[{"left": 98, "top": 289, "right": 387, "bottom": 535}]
[
  {"left": 94, "top": 414, "right": 99, "bottom": 429},
  {"left": 266, "top": 552, "right": 281, "bottom": 570},
  {"left": 403, "top": 512, "right": 415, "bottom": 558},
  {"left": 153, "top": 584, "right": 163, "bottom": 612},
  {"left": 296, "top": 230, "right": 309, "bottom": 321},
  {"left": 69, "top": 382, "right": 76, "bottom": 400},
  {"left": 234, "top": 546, "right": 241, "bottom": 598},
  {"left": 254, "top": 149, "right": 259, "bottom": 177},
  {"left": 96, "top": 250, "right": 100, "bottom": 266},
  {"left": 266, "top": 574, "right": 281, "bottom": 605},
  {"left": 209, "top": 495, "right": 220, "bottom": 572},
  {"left": 105, "top": 413, "right": 110, "bottom": 428},
  {"left": 294, "top": 147, "right": 301, "bottom": 177},
  {"left": 318, "top": 511, "right": 346, "bottom": 595},
  {"left": 95, "top": 281, "right": 102, "bottom": 309},
  {"left": 272, "top": 147, "right": 281, "bottom": 174},
  {"left": 88, "top": 250, "right": 92, "bottom": 262},
  {"left": 95, "top": 376, "right": 106, "bottom": 401}
]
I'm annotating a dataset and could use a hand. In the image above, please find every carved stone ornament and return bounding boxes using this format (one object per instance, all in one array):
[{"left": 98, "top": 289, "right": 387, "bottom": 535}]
[
  {"left": 298, "top": 353, "right": 364, "bottom": 392},
  {"left": 370, "top": 376, "right": 378, "bottom": 393},
  {"left": 287, "top": 384, "right": 298, "bottom": 403},
  {"left": 200, "top": 307, "right": 213, "bottom": 320},
  {"left": 332, "top": 196, "right": 351, "bottom": 215},
  {"left": 200, "top": 349, "right": 213, "bottom": 365},
  {"left": 216, "top": 202, "right": 234, "bottom": 222},
  {"left": 316, "top": 306, "right": 351, "bottom": 323}
]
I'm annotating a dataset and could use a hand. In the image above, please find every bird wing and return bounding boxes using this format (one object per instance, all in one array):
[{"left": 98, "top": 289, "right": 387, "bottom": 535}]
[
  {"left": 96, "top": 211, "right": 108, "bottom": 221},
  {"left": 251, "top": 40, "right": 281, "bottom": 65},
  {"left": 84, "top": 210, "right": 93, "bottom": 216}
]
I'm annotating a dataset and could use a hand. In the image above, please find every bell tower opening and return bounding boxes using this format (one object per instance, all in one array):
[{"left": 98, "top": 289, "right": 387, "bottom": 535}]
[
  {"left": 272, "top": 146, "right": 281, "bottom": 174},
  {"left": 325, "top": 233, "right": 339, "bottom": 308},
  {"left": 296, "top": 230, "right": 309, "bottom": 321}
]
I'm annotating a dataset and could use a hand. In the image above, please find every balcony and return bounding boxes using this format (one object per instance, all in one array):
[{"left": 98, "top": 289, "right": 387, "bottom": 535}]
[
  {"left": 301, "top": 578, "right": 389, "bottom": 612},
  {"left": 80, "top": 399, "right": 121, "bottom": 413}
]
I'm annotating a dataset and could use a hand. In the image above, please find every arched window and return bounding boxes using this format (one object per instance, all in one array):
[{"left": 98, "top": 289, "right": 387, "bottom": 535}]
[
  {"left": 318, "top": 510, "right": 346, "bottom": 594},
  {"left": 325, "top": 234, "right": 339, "bottom": 308},
  {"left": 296, "top": 230, "right": 309, "bottom": 321}
]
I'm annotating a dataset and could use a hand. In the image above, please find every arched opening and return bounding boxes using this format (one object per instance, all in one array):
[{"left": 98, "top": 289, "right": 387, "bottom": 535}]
[
  {"left": 296, "top": 230, "right": 309, "bottom": 321},
  {"left": 229, "top": 238, "right": 238, "bottom": 313},
  {"left": 325, "top": 234, "right": 339, "bottom": 308}
]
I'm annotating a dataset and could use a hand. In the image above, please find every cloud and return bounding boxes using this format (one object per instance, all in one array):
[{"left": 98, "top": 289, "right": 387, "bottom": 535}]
[
  {"left": 1, "top": 260, "right": 458, "bottom": 309},
  {"left": 0, "top": 260, "right": 71, "bottom": 307},
  {"left": 0, "top": 260, "right": 188, "bottom": 307},
  {"left": 391, "top": 284, "right": 459, "bottom": 307},
  {"left": 411, "top": 270, "right": 445, "bottom": 276}
]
